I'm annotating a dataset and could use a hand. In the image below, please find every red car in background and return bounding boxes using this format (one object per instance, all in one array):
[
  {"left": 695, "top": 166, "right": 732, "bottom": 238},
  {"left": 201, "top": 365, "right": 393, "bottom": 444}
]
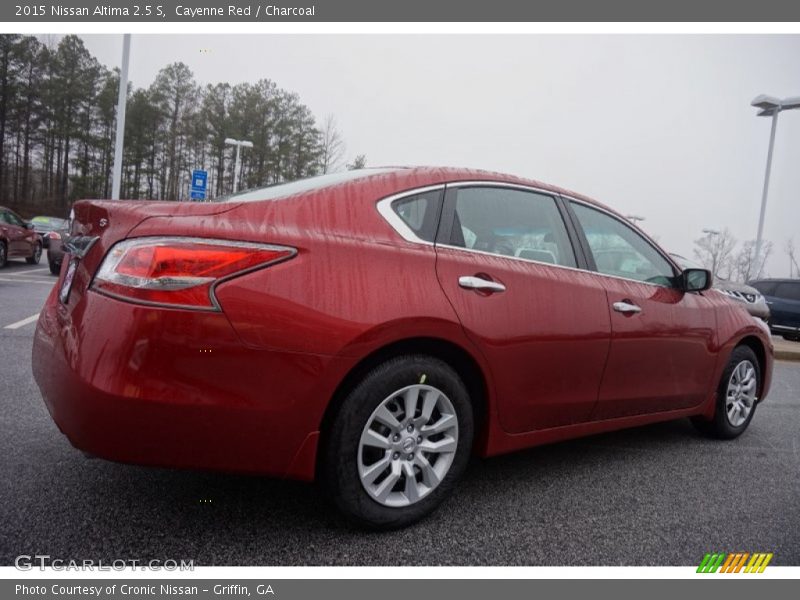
[
  {"left": 0, "top": 206, "right": 43, "bottom": 267},
  {"left": 32, "top": 167, "right": 773, "bottom": 528}
]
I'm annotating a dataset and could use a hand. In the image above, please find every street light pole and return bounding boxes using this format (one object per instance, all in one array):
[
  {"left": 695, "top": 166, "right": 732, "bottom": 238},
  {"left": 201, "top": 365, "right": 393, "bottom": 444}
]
[
  {"left": 702, "top": 228, "right": 720, "bottom": 276},
  {"left": 754, "top": 109, "right": 779, "bottom": 275},
  {"left": 751, "top": 94, "right": 800, "bottom": 275},
  {"left": 224, "top": 138, "right": 254, "bottom": 194},
  {"left": 111, "top": 34, "right": 131, "bottom": 200}
]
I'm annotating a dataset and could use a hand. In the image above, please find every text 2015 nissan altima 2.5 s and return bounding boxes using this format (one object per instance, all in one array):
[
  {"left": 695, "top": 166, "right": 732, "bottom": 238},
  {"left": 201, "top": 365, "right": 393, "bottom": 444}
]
[{"left": 33, "top": 167, "right": 773, "bottom": 528}]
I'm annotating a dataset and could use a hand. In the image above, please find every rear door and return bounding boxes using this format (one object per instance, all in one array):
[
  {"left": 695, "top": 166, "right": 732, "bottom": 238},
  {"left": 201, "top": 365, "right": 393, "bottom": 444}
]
[
  {"left": 567, "top": 200, "right": 717, "bottom": 418},
  {"left": 434, "top": 184, "right": 611, "bottom": 433}
]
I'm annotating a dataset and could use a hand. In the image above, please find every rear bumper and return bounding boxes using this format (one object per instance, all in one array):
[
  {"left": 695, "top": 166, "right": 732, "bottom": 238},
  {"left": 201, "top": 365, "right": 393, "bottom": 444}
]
[{"left": 32, "top": 288, "right": 349, "bottom": 480}]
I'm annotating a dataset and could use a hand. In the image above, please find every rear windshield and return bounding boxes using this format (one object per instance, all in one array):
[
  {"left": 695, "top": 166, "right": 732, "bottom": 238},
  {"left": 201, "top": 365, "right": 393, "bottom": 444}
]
[{"left": 225, "top": 168, "right": 402, "bottom": 203}]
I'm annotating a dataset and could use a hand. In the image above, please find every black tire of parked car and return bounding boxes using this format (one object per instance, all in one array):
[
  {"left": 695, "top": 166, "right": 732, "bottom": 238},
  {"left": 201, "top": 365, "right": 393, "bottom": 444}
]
[
  {"left": 0, "top": 241, "right": 6, "bottom": 268},
  {"left": 691, "top": 345, "right": 760, "bottom": 439},
  {"left": 26, "top": 242, "right": 42, "bottom": 265},
  {"left": 320, "top": 355, "right": 474, "bottom": 530},
  {"left": 781, "top": 334, "right": 800, "bottom": 342}
]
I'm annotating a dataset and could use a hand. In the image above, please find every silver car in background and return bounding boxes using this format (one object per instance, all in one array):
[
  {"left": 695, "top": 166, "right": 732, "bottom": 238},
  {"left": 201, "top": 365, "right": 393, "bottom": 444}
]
[{"left": 670, "top": 253, "right": 770, "bottom": 321}]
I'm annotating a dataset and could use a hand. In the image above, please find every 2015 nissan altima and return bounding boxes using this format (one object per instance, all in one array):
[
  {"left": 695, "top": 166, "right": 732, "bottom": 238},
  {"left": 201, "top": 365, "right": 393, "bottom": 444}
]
[{"left": 33, "top": 167, "right": 773, "bottom": 528}]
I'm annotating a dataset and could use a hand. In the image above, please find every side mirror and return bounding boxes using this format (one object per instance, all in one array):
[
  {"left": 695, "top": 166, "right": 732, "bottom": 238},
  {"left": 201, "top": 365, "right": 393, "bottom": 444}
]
[
  {"left": 682, "top": 268, "right": 712, "bottom": 292},
  {"left": 25, "top": 222, "right": 35, "bottom": 230}
]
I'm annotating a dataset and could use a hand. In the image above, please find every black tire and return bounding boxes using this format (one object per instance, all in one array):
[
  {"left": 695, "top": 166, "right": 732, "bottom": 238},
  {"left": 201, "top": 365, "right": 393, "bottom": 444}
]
[
  {"left": 320, "top": 355, "right": 474, "bottom": 529},
  {"left": 781, "top": 334, "right": 800, "bottom": 343},
  {"left": 26, "top": 242, "right": 42, "bottom": 265},
  {"left": 691, "top": 345, "right": 760, "bottom": 439},
  {"left": 0, "top": 241, "right": 6, "bottom": 268},
  {"left": 49, "top": 260, "right": 61, "bottom": 275}
]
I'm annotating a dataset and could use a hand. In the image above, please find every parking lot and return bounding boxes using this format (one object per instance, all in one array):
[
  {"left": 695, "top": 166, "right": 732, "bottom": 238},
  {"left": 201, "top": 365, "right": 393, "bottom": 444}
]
[{"left": 1, "top": 260, "right": 799, "bottom": 566}]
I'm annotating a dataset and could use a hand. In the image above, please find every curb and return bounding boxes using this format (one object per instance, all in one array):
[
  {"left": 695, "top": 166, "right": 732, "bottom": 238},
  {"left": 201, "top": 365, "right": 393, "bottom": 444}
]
[{"left": 774, "top": 350, "right": 800, "bottom": 362}]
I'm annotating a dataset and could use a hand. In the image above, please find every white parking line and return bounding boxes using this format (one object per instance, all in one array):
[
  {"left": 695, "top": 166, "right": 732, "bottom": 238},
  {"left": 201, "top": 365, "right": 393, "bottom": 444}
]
[
  {"left": 3, "top": 267, "right": 50, "bottom": 275},
  {"left": 0, "top": 277, "right": 54, "bottom": 285},
  {"left": 4, "top": 313, "right": 40, "bottom": 330}
]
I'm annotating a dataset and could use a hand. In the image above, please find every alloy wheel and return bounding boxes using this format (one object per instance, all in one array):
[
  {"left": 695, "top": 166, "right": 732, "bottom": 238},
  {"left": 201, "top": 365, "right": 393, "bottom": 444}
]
[
  {"left": 725, "top": 360, "right": 757, "bottom": 427},
  {"left": 358, "top": 384, "right": 459, "bottom": 507}
]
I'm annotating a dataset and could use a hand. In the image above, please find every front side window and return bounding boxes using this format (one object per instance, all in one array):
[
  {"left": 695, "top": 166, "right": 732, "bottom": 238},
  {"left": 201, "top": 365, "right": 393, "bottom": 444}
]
[
  {"left": 447, "top": 187, "right": 577, "bottom": 268},
  {"left": 571, "top": 202, "right": 675, "bottom": 287}
]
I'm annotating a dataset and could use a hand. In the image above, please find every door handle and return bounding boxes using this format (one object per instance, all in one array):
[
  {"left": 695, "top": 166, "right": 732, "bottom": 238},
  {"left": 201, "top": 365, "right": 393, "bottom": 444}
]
[
  {"left": 612, "top": 301, "right": 642, "bottom": 314},
  {"left": 458, "top": 275, "right": 506, "bottom": 293}
]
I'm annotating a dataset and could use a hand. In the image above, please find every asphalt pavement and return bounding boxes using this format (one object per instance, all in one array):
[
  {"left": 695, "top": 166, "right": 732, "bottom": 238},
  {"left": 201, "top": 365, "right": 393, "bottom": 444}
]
[{"left": 1, "top": 260, "right": 799, "bottom": 566}]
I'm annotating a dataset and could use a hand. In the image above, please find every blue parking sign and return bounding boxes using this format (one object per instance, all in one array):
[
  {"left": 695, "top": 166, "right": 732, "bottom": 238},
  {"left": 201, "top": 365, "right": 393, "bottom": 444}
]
[
  {"left": 190, "top": 169, "right": 208, "bottom": 201},
  {"left": 192, "top": 170, "right": 208, "bottom": 191}
]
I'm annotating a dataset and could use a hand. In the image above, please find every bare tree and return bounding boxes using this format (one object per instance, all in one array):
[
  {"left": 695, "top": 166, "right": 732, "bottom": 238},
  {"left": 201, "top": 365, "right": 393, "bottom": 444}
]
[
  {"left": 320, "top": 114, "right": 345, "bottom": 174},
  {"left": 732, "top": 239, "right": 772, "bottom": 283},
  {"left": 786, "top": 238, "right": 800, "bottom": 279},
  {"left": 693, "top": 228, "right": 737, "bottom": 278},
  {"left": 347, "top": 154, "right": 367, "bottom": 170}
]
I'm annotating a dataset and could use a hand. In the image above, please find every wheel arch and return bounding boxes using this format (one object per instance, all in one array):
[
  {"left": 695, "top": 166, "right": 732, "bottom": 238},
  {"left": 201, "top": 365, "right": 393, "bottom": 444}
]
[{"left": 315, "top": 336, "right": 490, "bottom": 475}]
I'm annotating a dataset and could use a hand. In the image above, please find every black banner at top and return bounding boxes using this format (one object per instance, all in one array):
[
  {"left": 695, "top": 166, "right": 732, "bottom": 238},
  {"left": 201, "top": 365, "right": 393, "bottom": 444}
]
[{"left": 4, "top": 0, "right": 800, "bottom": 22}]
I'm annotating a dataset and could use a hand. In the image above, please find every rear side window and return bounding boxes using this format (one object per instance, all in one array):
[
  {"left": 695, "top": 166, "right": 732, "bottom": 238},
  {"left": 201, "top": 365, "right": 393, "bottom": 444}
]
[
  {"left": 447, "top": 186, "right": 577, "bottom": 268},
  {"left": 775, "top": 282, "right": 800, "bottom": 302},
  {"left": 390, "top": 189, "right": 443, "bottom": 243}
]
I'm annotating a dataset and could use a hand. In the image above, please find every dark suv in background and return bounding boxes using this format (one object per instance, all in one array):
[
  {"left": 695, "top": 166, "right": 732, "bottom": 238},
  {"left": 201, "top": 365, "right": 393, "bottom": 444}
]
[{"left": 749, "top": 279, "right": 800, "bottom": 341}]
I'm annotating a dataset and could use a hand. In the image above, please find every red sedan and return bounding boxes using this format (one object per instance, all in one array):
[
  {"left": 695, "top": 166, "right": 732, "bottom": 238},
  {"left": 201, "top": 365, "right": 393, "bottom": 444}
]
[
  {"left": 33, "top": 167, "right": 773, "bottom": 528},
  {"left": 0, "top": 206, "right": 43, "bottom": 267}
]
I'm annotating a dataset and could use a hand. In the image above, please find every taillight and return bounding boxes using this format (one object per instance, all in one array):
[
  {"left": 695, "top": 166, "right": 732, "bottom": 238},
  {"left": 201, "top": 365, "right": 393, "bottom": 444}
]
[
  {"left": 47, "top": 231, "right": 61, "bottom": 240},
  {"left": 92, "top": 237, "right": 295, "bottom": 310}
]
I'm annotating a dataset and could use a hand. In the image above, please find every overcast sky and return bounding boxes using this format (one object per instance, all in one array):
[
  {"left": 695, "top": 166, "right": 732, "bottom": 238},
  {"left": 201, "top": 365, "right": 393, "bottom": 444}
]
[{"left": 73, "top": 34, "right": 800, "bottom": 276}]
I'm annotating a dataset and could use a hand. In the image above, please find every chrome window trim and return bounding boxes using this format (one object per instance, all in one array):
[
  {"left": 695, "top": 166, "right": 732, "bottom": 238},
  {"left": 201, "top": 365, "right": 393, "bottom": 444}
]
[
  {"left": 437, "top": 242, "right": 678, "bottom": 289},
  {"left": 437, "top": 242, "right": 588, "bottom": 274},
  {"left": 375, "top": 184, "right": 445, "bottom": 245},
  {"left": 445, "top": 180, "right": 560, "bottom": 196},
  {"left": 377, "top": 179, "right": 682, "bottom": 290}
]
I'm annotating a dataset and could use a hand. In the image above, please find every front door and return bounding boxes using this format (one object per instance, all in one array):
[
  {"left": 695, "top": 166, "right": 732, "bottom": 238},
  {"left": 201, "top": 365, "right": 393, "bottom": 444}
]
[{"left": 568, "top": 201, "right": 717, "bottom": 419}]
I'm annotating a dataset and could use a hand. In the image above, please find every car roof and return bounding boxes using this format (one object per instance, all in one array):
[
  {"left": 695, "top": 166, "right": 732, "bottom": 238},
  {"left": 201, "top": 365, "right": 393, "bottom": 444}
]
[{"left": 228, "top": 165, "right": 619, "bottom": 217}]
